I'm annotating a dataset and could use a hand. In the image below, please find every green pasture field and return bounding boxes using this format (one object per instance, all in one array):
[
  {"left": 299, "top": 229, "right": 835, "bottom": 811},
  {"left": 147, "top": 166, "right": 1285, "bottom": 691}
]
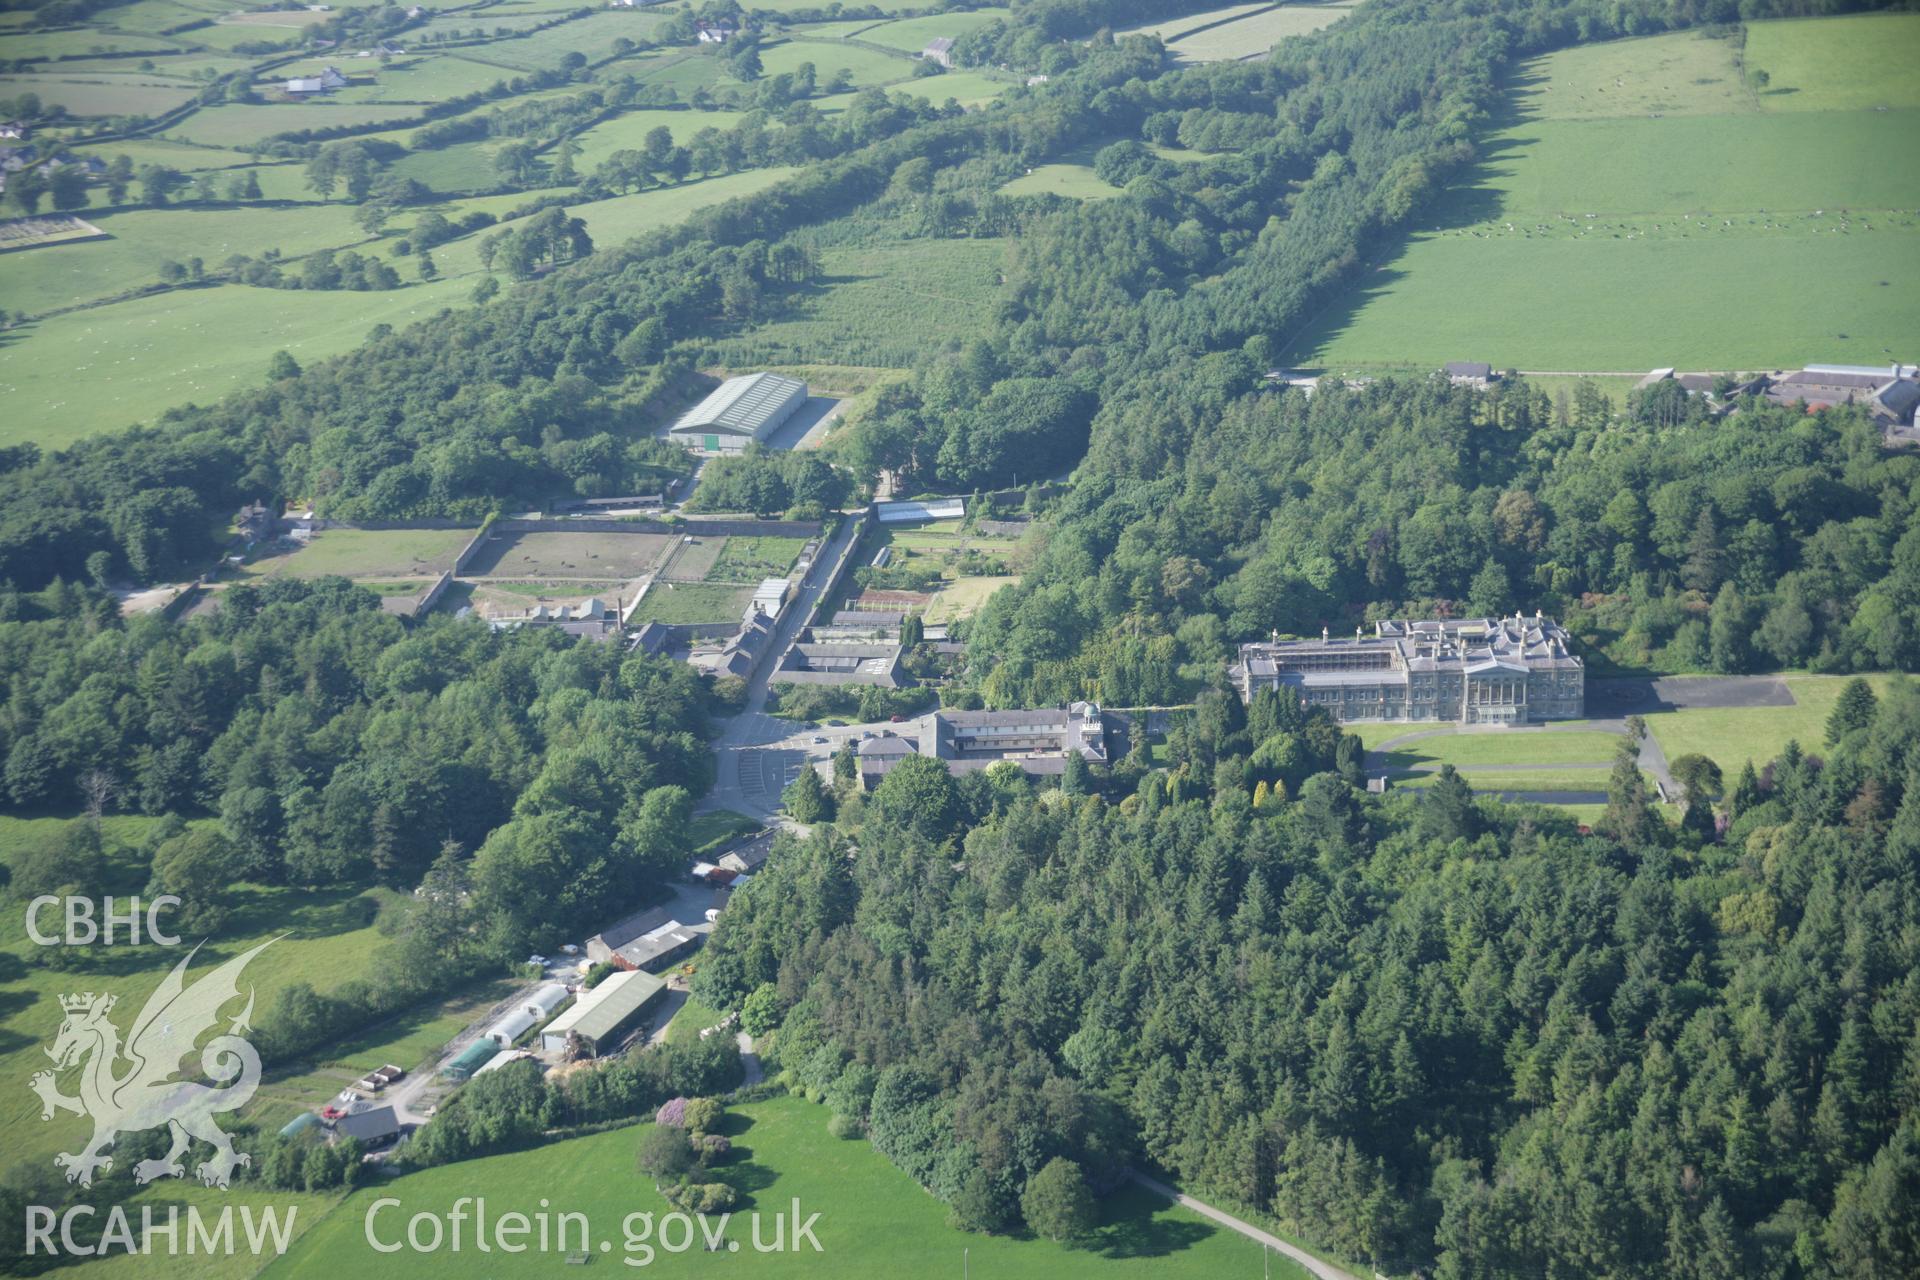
[
  {"left": 0, "top": 30, "right": 184, "bottom": 59},
  {"left": 566, "top": 106, "right": 750, "bottom": 171},
  {"left": 238, "top": 527, "right": 477, "bottom": 581},
  {"left": 1115, "top": 1, "right": 1270, "bottom": 42},
  {"left": 1001, "top": 160, "right": 1120, "bottom": 198},
  {"left": 892, "top": 67, "right": 1012, "bottom": 107},
  {"left": 630, "top": 581, "right": 752, "bottom": 624},
  {"left": 631, "top": 51, "right": 730, "bottom": 93},
  {"left": 1643, "top": 674, "right": 1903, "bottom": 782},
  {"left": 170, "top": 101, "right": 429, "bottom": 145},
  {"left": 708, "top": 535, "right": 809, "bottom": 582},
  {"left": 428, "top": 167, "right": 800, "bottom": 276},
  {"left": 0, "top": 273, "right": 477, "bottom": 448},
  {"left": 99, "top": 0, "right": 222, "bottom": 35},
  {"left": 485, "top": 10, "right": 674, "bottom": 70},
  {"left": 259, "top": 55, "right": 514, "bottom": 104},
  {"left": 710, "top": 235, "right": 1009, "bottom": 370},
  {"left": 855, "top": 9, "right": 1009, "bottom": 52},
  {"left": 212, "top": 7, "right": 328, "bottom": 27},
  {"left": 0, "top": 71, "right": 199, "bottom": 116},
  {"left": 1169, "top": 4, "right": 1354, "bottom": 61},
  {"left": 1287, "top": 16, "right": 1920, "bottom": 372},
  {"left": 465, "top": 529, "right": 676, "bottom": 578},
  {"left": 186, "top": 23, "right": 309, "bottom": 54},
  {"left": 1743, "top": 13, "right": 1920, "bottom": 114},
  {"left": 1373, "top": 729, "right": 1624, "bottom": 771},
  {"left": 782, "top": 17, "right": 889, "bottom": 38},
  {"left": 69, "top": 136, "right": 257, "bottom": 173},
  {"left": 0, "top": 203, "right": 371, "bottom": 318},
  {"left": 742, "top": 0, "right": 912, "bottom": 13},
  {"left": 759, "top": 38, "right": 913, "bottom": 87},
  {"left": 0, "top": 813, "right": 410, "bottom": 1172},
  {"left": 267, "top": 1093, "right": 1310, "bottom": 1280},
  {"left": 43, "top": 52, "right": 253, "bottom": 77},
  {"left": 386, "top": 136, "right": 507, "bottom": 190}
]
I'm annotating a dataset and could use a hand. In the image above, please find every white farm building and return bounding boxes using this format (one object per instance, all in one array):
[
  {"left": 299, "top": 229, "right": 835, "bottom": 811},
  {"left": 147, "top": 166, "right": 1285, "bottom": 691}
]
[{"left": 668, "top": 372, "right": 806, "bottom": 453}]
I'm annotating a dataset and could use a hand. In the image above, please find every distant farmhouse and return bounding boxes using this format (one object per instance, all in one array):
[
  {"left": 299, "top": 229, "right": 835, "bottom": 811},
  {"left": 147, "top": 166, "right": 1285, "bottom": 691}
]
[
  {"left": 1230, "top": 614, "right": 1585, "bottom": 725},
  {"left": 855, "top": 702, "right": 1109, "bottom": 786},
  {"left": 694, "top": 18, "right": 737, "bottom": 41},
  {"left": 286, "top": 66, "right": 349, "bottom": 94},
  {"left": 920, "top": 36, "right": 955, "bottom": 68},
  {"left": 1442, "top": 361, "right": 1497, "bottom": 388},
  {"left": 0, "top": 121, "right": 29, "bottom": 140},
  {"left": 1765, "top": 363, "right": 1919, "bottom": 430},
  {"left": 668, "top": 371, "right": 807, "bottom": 453}
]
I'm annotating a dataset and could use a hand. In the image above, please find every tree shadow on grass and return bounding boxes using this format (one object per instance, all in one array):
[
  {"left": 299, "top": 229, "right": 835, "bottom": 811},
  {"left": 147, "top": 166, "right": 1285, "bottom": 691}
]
[{"left": 1083, "top": 1185, "right": 1215, "bottom": 1260}]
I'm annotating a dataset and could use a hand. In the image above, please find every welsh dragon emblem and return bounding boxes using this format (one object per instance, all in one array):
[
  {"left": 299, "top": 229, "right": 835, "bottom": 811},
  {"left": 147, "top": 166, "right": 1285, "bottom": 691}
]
[{"left": 30, "top": 940, "right": 272, "bottom": 1190}]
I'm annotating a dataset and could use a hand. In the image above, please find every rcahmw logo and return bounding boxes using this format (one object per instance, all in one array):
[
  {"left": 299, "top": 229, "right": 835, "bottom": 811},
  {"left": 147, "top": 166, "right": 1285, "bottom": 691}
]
[{"left": 23, "top": 940, "right": 296, "bottom": 1258}]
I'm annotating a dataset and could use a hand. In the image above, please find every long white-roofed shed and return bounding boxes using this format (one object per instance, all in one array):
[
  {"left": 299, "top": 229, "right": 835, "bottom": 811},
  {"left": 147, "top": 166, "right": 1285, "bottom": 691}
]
[{"left": 668, "top": 372, "right": 807, "bottom": 453}]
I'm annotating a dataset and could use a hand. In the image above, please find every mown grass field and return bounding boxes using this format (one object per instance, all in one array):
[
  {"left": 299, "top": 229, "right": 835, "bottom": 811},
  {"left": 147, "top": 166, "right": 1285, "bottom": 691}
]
[
  {"left": 566, "top": 106, "right": 751, "bottom": 171},
  {"left": 711, "top": 236, "right": 1009, "bottom": 370},
  {"left": 0, "top": 274, "right": 476, "bottom": 449},
  {"left": 856, "top": 9, "right": 1009, "bottom": 52},
  {"left": 168, "top": 102, "right": 429, "bottom": 146},
  {"left": 1373, "top": 728, "right": 1624, "bottom": 771},
  {"left": 631, "top": 581, "right": 753, "bottom": 624},
  {"left": 1168, "top": 3, "right": 1354, "bottom": 61},
  {"left": 1115, "top": 1, "right": 1271, "bottom": 42},
  {"left": 1290, "top": 15, "right": 1920, "bottom": 372},
  {"left": 237, "top": 527, "right": 476, "bottom": 581},
  {"left": 895, "top": 67, "right": 1014, "bottom": 107},
  {"left": 266, "top": 1094, "right": 1310, "bottom": 1280},
  {"left": 759, "top": 38, "right": 913, "bottom": 88},
  {"left": 3, "top": 202, "right": 371, "bottom": 317},
  {"left": 1002, "top": 159, "right": 1121, "bottom": 199},
  {"left": 1643, "top": 674, "right": 1903, "bottom": 782},
  {"left": 0, "top": 70, "right": 199, "bottom": 116}
]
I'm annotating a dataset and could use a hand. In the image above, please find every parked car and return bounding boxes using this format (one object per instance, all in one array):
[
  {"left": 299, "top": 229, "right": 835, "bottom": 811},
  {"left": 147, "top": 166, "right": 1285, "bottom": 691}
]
[
  {"left": 335, "top": 1089, "right": 360, "bottom": 1105},
  {"left": 528, "top": 953, "right": 548, "bottom": 967},
  {"left": 812, "top": 736, "right": 828, "bottom": 744}
]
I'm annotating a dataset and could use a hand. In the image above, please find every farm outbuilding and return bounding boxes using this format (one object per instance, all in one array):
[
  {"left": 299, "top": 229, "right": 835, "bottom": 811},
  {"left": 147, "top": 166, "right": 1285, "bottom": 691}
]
[
  {"left": 442, "top": 1038, "right": 498, "bottom": 1079},
  {"left": 484, "top": 1008, "right": 537, "bottom": 1048},
  {"left": 668, "top": 372, "right": 807, "bottom": 453},
  {"left": 540, "top": 968, "right": 666, "bottom": 1057},
  {"left": 524, "top": 983, "right": 571, "bottom": 1019}
]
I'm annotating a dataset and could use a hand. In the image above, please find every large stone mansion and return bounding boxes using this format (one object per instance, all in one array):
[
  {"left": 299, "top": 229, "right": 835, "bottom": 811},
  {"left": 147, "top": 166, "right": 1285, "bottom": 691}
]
[{"left": 1229, "top": 613, "right": 1585, "bottom": 725}]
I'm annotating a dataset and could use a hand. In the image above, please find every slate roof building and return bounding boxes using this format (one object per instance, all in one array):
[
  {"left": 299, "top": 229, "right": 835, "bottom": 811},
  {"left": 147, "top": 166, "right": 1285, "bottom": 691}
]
[
  {"left": 1229, "top": 613, "right": 1585, "bottom": 725},
  {"left": 1766, "top": 364, "right": 1920, "bottom": 428},
  {"left": 921, "top": 36, "right": 955, "bottom": 67},
  {"left": 1442, "top": 361, "right": 1496, "bottom": 388},
  {"left": 856, "top": 703, "right": 1109, "bottom": 785},
  {"left": 586, "top": 909, "right": 703, "bottom": 972}
]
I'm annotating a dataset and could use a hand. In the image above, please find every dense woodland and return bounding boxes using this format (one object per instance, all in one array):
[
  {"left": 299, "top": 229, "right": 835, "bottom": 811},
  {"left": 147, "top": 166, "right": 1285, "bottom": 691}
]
[
  {"left": 698, "top": 679, "right": 1920, "bottom": 1277},
  {"left": 0, "top": 578, "right": 711, "bottom": 944}
]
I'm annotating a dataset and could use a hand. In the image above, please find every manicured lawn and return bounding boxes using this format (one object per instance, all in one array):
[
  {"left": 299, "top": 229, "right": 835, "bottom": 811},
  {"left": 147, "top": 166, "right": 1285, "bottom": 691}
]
[
  {"left": 1375, "top": 729, "right": 1624, "bottom": 771},
  {"left": 1391, "top": 768, "right": 1617, "bottom": 793},
  {"left": 1643, "top": 674, "right": 1903, "bottom": 780},
  {"left": 237, "top": 527, "right": 476, "bottom": 581},
  {"left": 1288, "top": 15, "right": 1920, "bottom": 372},
  {"left": 0, "top": 273, "right": 475, "bottom": 450},
  {"left": 265, "top": 1094, "right": 1311, "bottom": 1278},
  {"left": 630, "top": 581, "right": 753, "bottom": 624}
]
